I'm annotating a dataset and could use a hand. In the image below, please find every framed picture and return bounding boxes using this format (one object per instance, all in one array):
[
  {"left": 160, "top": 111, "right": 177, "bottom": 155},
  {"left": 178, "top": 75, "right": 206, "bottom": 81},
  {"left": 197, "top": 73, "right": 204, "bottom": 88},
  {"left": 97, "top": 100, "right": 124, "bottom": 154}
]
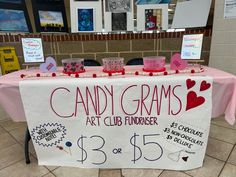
[
  {"left": 31, "top": 0, "right": 68, "bottom": 32},
  {"left": 0, "top": 0, "right": 22, "bottom": 4},
  {"left": 35, "top": 0, "right": 64, "bottom": 4},
  {"left": 0, "top": 9, "right": 29, "bottom": 32},
  {"left": 137, "top": 4, "right": 168, "bottom": 31},
  {"left": 78, "top": 8, "right": 94, "bottom": 32},
  {"left": 105, "top": 0, "right": 131, "bottom": 13},
  {"left": 145, "top": 9, "right": 162, "bottom": 30},
  {"left": 39, "top": 10, "right": 64, "bottom": 28},
  {"left": 104, "top": 0, "right": 133, "bottom": 32},
  {"left": 70, "top": 0, "right": 102, "bottom": 33},
  {"left": 0, "top": 0, "right": 32, "bottom": 33},
  {"left": 112, "top": 13, "right": 127, "bottom": 31},
  {"left": 135, "top": 0, "right": 171, "bottom": 5}
]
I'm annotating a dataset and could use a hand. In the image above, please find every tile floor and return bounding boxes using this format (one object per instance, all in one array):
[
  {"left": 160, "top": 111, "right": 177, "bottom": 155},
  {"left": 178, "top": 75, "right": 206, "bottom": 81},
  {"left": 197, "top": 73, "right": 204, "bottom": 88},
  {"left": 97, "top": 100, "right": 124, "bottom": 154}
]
[{"left": 0, "top": 106, "right": 236, "bottom": 177}]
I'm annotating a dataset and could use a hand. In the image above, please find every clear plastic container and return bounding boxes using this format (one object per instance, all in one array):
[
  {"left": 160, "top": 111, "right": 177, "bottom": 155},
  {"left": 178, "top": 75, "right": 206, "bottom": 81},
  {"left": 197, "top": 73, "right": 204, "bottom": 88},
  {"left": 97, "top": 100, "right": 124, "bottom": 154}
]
[
  {"left": 143, "top": 56, "right": 166, "bottom": 72},
  {"left": 62, "top": 58, "right": 85, "bottom": 74},
  {"left": 102, "top": 57, "right": 124, "bottom": 73}
]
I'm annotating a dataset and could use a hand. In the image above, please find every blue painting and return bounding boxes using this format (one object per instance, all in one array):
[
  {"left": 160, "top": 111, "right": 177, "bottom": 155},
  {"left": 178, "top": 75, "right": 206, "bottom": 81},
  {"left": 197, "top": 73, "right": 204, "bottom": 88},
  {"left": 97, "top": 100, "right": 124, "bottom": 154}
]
[
  {"left": 0, "top": 0, "right": 21, "bottom": 4},
  {"left": 136, "top": 0, "right": 171, "bottom": 5},
  {"left": 0, "top": 9, "right": 28, "bottom": 32},
  {"left": 78, "top": 8, "right": 94, "bottom": 32}
]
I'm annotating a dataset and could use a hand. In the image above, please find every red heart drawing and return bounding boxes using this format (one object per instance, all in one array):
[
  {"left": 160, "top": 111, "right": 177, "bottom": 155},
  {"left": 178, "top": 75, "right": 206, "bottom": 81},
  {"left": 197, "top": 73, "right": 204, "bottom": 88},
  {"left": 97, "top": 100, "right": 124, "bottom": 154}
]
[
  {"left": 186, "top": 91, "right": 205, "bottom": 111},
  {"left": 186, "top": 79, "right": 196, "bottom": 90},
  {"left": 182, "top": 156, "right": 189, "bottom": 162},
  {"left": 200, "top": 81, "right": 211, "bottom": 91}
]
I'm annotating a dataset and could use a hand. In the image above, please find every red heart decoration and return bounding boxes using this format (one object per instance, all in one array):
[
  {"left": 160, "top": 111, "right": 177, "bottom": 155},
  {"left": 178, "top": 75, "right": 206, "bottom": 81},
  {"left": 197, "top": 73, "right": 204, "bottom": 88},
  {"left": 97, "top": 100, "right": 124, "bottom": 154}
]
[
  {"left": 182, "top": 156, "right": 189, "bottom": 162},
  {"left": 186, "top": 79, "right": 196, "bottom": 90},
  {"left": 186, "top": 91, "right": 205, "bottom": 111},
  {"left": 200, "top": 81, "right": 211, "bottom": 91}
]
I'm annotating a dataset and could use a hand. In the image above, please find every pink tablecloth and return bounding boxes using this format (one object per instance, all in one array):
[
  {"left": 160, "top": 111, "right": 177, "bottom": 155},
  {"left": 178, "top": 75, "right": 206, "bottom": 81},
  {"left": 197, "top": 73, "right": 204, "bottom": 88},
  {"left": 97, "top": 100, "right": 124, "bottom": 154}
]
[{"left": 0, "top": 66, "right": 236, "bottom": 125}]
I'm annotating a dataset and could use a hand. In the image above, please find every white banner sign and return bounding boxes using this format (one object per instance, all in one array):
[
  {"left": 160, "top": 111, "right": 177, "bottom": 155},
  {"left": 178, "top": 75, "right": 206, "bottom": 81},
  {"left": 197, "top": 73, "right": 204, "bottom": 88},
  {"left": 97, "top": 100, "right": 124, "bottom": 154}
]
[{"left": 20, "top": 76, "right": 212, "bottom": 170}]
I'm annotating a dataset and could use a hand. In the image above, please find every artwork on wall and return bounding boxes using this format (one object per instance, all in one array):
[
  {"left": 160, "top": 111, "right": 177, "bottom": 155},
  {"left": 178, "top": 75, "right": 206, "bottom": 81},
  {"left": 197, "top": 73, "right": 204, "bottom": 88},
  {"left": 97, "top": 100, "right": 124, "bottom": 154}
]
[
  {"left": 31, "top": 0, "right": 68, "bottom": 32},
  {"left": 0, "top": 8, "right": 29, "bottom": 32},
  {"left": 0, "top": 0, "right": 32, "bottom": 33},
  {"left": 78, "top": 8, "right": 94, "bottom": 32},
  {"left": 145, "top": 9, "right": 162, "bottom": 30},
  {"left": 0, "top": 0, "right": 21, "bottom": 4},
  {"left": 106, "top": 0, "right": 131, "bottom": 12},
  {"left": 39, "top": 10, "right": 64, "bottom": 28},
  {"left": 112, "top": 13, "right": 127, "bottom": 31},
  {"left": 36, "top": 0, "right": 64, "bottom": 3},
  {"left": 70, "top": 0, "right": 102, "bottom": 33},
  {"left": 137, "top": 4, "right": 168, "bottom": 31},
  {"left": 104, "top": 0, "right": 133, "bottom": 32},
  {"left": 136, "top": 0, "right": 171, "bottom": 5}
]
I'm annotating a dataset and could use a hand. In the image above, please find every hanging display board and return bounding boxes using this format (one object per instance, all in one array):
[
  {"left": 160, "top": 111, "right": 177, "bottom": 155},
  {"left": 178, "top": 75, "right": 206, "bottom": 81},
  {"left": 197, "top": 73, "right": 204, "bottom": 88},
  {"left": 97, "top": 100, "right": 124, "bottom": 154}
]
[
  {"left": 70, "top": 0, "right": 102, "bottom": 33},
  {"left": 137, "top": 4, "right": 168, "bottom": 31},
  {"left": 172, "top": 0, "right": 212, "bottom": 29}
]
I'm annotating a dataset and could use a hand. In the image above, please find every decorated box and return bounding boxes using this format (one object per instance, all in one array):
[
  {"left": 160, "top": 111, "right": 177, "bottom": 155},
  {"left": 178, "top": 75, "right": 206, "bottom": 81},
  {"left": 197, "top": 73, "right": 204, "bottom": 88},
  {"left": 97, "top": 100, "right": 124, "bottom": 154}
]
[
  {"left": 62, "top": 58, "right": 85, "bottom": 74},
  {"left": 143, "top": 56, "right": 166, "bottom": 72},
  {"left": 102, "top": 57, "right": 124, "bottom": 73}
]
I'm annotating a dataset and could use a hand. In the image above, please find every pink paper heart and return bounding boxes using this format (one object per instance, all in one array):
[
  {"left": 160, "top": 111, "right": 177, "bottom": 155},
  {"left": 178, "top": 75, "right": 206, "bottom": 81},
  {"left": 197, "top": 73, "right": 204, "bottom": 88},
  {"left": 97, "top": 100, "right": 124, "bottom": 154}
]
[
  {"left": 40, "top": 57, "right": 57, "bottom": 73},
  {"left": 170, "top": 53, "right": 188, "bottom": 70}
]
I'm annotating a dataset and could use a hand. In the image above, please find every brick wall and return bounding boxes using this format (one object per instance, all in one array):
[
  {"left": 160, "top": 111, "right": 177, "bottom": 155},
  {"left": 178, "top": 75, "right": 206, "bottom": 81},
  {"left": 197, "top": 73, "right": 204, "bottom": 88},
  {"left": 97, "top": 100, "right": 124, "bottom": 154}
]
[
  {"left": 209, "top": 0, "right": 236, "bottom": 75},
  {"left": 0, "top": 28, "right": 212, "bottom": 68}
]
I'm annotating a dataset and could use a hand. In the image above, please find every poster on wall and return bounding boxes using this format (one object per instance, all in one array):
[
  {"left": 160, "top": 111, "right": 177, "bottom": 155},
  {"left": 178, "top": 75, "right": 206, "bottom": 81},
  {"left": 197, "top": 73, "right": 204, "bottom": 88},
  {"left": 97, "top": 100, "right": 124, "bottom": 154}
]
[
  {"left": 181, "top": 34, "right": 203, "bottom": 60},
  {"left": 105, "top": 0, "right": 131, "bottom": 12},
  {"left": 137, "top": 4, "right": 168, "bottom": 31},
  {"left": 78, "top": 8, "right": 94, "bottom": 32},
  {"left": 20, "top": 76, "right": 213, "bottom": 169},
  {"left": 22, "top": 38, "right": 45, "bottom": 63},
  {"left": 224, "top": 0, "right": 236, "bottom": 19}
]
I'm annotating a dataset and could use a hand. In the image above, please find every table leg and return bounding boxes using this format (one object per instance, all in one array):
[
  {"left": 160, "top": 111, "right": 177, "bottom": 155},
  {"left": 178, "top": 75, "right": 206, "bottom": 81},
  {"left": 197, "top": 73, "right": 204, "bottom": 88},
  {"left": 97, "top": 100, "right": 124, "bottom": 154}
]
[{"left": 24, "top": 127, "right": 31, "bottom": 164}]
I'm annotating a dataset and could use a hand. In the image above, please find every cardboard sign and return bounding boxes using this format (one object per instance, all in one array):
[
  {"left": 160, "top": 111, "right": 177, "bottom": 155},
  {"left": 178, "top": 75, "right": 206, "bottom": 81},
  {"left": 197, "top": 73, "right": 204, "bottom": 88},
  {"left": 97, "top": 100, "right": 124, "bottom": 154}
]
[
  {"left": 22, "top": 38, "right": 44, "bottom": 63},
  {"left": 20, "top": 76, "right": 212, "bottom": 170}
]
